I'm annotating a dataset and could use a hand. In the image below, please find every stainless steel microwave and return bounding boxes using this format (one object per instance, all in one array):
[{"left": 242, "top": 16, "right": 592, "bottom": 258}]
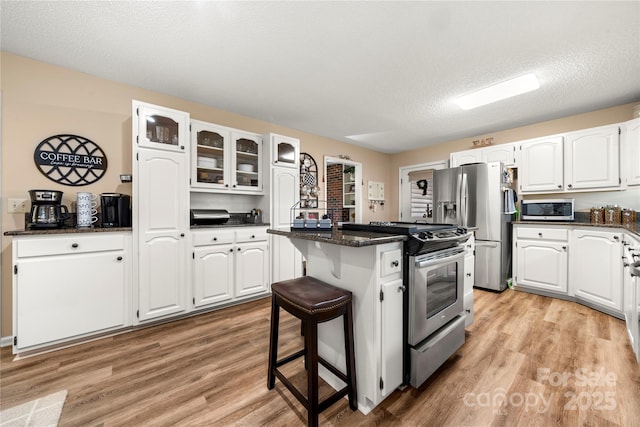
[{"left": 521, "top": 199, "right": 574, "bottom": 221}]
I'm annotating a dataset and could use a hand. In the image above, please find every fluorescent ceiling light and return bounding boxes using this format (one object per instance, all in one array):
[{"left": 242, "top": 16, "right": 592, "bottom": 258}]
[{"left": 455, "top": 73, "right": 540, "bottom": 110}]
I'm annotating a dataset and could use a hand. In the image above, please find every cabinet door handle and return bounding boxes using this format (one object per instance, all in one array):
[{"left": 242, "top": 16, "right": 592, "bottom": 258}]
[
  {"left": 392, "top": 260, "right": 399, "bottom": 267},
  {"left": 71, "top": 243, "right": 79, "bottom": 248},
  {"left": 117, "top": 256, "right": 123, "bottom": 261}
]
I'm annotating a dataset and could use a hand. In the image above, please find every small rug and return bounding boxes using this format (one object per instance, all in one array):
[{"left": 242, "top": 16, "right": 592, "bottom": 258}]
[{"left": 0, "top": 390, "right": 67, "bottom": 427}]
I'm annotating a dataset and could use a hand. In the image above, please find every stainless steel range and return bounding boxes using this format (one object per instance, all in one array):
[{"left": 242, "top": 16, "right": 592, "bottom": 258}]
[{"left": 341, "top": 221, "right": 472, "bottom": 387}]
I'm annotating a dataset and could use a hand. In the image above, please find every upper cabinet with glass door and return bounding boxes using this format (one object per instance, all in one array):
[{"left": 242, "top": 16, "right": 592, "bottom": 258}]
[
  {"left": 232, "top": 131, "right": 263, "bottom": 192},
  {"left": 191, "top": 120, "right": 231, "bottom": 191},
  {"left": 190, "top": 122, "right": 263, "bottom": 194},
  {"left": 135, "top": 102, "right": 189, "bottom": 153},
  {"left": 269, "top": 133, "right": 300, "bottom": 168}
]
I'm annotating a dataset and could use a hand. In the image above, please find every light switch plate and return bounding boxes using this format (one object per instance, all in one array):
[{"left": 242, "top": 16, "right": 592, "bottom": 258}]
[{"left": 8, "top": 198, "right": 28, "bottom": 214}]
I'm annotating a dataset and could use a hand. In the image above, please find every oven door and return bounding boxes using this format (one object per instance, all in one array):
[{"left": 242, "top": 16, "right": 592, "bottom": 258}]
[{"left": 408, "top": 246, "right": 465, "bottom": 346}]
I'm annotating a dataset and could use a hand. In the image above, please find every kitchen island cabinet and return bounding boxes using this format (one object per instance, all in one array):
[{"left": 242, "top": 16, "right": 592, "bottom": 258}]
[
  {"left": 10, "top": 232, "right": 132, "bottom": 354},
  {"left": 268, "top": 228, "right": 405, "bottom": 414}
]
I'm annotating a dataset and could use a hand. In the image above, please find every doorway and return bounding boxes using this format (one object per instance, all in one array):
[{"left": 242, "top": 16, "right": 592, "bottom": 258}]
[
  {"left": 399, "top": 161, "right": 448, "bottom": 222},
  {"left": 324, "top": 156, "right": 362, "bottom": 224}
]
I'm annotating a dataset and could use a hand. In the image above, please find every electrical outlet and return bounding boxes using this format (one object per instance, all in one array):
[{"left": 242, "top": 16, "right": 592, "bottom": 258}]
[{"left": 8, "top": 198, "right": 29, "bottom": 214}]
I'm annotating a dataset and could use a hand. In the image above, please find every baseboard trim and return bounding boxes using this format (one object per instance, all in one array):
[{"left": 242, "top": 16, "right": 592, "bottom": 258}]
[{"left": 1, "top": 336, "right": 13, "bottom": 348}]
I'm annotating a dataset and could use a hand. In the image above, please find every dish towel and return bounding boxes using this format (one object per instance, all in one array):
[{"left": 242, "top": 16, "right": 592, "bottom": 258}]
[{"left": 504, "top": 188, "right": 517, "bottom": 214}]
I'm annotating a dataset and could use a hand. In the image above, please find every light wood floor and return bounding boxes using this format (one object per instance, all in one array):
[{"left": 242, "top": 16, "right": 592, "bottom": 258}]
[{"left": 1, "top": 289, "right": 639, "bottom": 426}]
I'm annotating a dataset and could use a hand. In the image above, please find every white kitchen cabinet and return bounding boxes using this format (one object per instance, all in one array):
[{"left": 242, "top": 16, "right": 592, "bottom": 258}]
[
  {"left": 380, "top": 277, "right": 404, "bottom": 397},
  {"left": 513, "top": 226, "right": 568, "bottom": 294},
  {"left": 12, "top": 233, "right": 131, "bottom": 353},
  {"left": 270, "top": 133, "right": 300, "bottom": 168},
  {"left": 517, "top": 136, "right": 564, "bottom": 193},
  {"left": 481, "top": 143, "right": 518, "bottom": 166},
  {"left": 191, "top": 120, "right": 231, "bottom": 190},
  {"left": 570, "top": 228, "right": 623, "bottom": 314},
  {"left": 191, "top": 227, "right": 269, "bottom": 310},
  {"left": 622, "top": 118, "right": 640, "bottom": 186},
  {"left": 193, "top": 244, "right": 234, "bottom": 307},
  {"left": 564, "top": 124, "right": 620, "bottom": 191},
  {"left": 133, "top": 100, "right": 190, "bottom": 323},
  {"left": 135, "top": 102, "right": 189, "bottom": 153},
  {"left": 463, "top": 235, "right": 475, "bottom": 326},
  {"left": 269, "top": 165, "right": 303, "bottom": 283},
  {"left": 450, "top": 149, "right": 482, "bottom": 167},
  {"left": 623, "top": 234, "right": 640, "bottom": 361},
  {"left": 190, "top": 121, "right": 264, "bottom": 194}
]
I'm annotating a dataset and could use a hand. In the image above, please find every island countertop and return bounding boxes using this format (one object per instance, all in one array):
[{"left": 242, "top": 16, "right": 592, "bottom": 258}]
[{"left": 267, "top": 228, "right": 405, "bottom": 247}]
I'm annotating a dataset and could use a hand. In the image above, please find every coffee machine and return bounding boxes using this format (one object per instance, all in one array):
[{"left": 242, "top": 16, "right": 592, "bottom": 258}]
[
  {"left": 100, "top": 193, "right": 131, "bottom": 227},
  {"left": 28, "top": 189, "right": 70, "bottom": 228}
]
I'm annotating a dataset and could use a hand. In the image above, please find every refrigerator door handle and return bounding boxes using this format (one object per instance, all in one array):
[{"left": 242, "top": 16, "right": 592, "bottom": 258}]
[{"left": 460, "top": 173, "right": 468, "bottom": 227}]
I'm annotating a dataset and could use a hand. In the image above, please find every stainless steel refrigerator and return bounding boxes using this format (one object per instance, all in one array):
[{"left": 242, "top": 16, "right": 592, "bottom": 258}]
[{"left": 433, "top": 162, "right": 512, "bottom": 291}]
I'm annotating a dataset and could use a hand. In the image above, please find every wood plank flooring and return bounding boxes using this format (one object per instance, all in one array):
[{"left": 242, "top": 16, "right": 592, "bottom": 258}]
[{"left": 1, "top": 289, "right": 639, "bottom": 426}]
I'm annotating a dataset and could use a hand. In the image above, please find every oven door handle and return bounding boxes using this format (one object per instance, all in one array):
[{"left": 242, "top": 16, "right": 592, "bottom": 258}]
[
  {"left": 414, "top": 250, "right": 465, "bottom": 268},
  {"left": 414, "top": 232, "right": 473, "bottom": 244}
]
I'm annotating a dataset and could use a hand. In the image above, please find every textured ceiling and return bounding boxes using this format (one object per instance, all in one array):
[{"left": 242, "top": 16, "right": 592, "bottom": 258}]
[{"left": 1, "top": 1, "right": 639, "bottom": 154}]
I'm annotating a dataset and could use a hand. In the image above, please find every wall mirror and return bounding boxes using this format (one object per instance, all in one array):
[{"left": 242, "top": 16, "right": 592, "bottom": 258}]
[{"left": 324, "top": 156, "right": 362, "bottom": 224}]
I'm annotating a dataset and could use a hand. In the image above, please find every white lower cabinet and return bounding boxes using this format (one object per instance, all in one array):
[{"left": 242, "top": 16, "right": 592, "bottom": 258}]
[
  {"left": 192, "top": 227, "right": 269, "bottom": 310},
  {"left": 12, "top": 233, "right": 131, "bottom": 353},
  {"left": 514, "top": 226, "right": 568, "bottom": 294},
  {"left": 570, "top": 228, "right": 623, "bottom": 313}
]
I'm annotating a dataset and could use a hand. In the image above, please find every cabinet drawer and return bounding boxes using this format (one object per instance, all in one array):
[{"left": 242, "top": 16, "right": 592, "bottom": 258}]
[
  {"left": 235, "top": 228, "right": 268, "bottom": 243},
  {"left": 516, "top": 227, "right": 568, "bottom": 241},
  {"left": 16, "top": 234, "right": 125, "bottom": 258},
  {"left": 380, "top": 249, "right": 402, "bottom": 277},
  {"left": 192, "top": 229, "right": 235, "bottom": 246}
]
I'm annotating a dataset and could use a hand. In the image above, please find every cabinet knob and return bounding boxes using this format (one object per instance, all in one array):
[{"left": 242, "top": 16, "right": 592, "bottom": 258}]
[
  {"left": 466, "top": 273, "right": 472, "bottom": 277},
  {"left": 613, "top": 236, "right": 619, "bottom": 241},
  {"left": 229, "top": 248, "right": 234, "bottom": 252},
  {"left": 568, "top": 184, "right": 573, "bottom": 188},
  {"left": 180, "top": 146, "right": 185, "bottom": 150},
  {"left": 225, "top": 184, "right": 229, "bottom": 188},
  {"left": 237, "top": 247, "right": 241, "bottom": 251},
  {"left": 562, "top": 246, "right": 567, "bottom": 250},
  {"left": 213, "top": 237, "right": 218, "bottom": 241},
  {"left": 117, "top": 256, "right": 123, "bottom": 261},
  {"left": 71, "top": 243, "right": 79, "bottom": 248},
  {"left": 392, "top": 260, "right": 399, "bottom": 267},
  {"left": 557, "top": 185, "right": 562, "bottom": 189},
  {"left": 233, "top": 185, "right": 236, "bottom": 188},
  {"left": 251, "top": 235, "right": 255, "bottom": 239},
  {"left": 180, "top": 233, "right": 185, "bottom": 238},
  {"left": 538, "top": 233, "right": 542, "bottom": 237},
  {"left": 398, "top": 285, "right": 406, "bottom": 292}
]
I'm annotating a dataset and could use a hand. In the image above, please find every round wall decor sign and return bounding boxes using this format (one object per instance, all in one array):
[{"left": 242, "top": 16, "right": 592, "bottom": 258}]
[{"left": 34, "top": 134, "right": 108, "bottom": 186}]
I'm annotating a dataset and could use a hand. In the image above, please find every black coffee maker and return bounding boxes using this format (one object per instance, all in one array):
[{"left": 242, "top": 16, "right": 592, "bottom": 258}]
[
  {"left": 100, "top": 193, "right": 131, "bottom": 227},
  {"left": 28, "top": 189, "right": 70, "bottom": 228}
]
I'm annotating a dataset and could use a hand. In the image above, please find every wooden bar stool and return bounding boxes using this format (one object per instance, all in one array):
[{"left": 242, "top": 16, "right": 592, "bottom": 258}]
[{"left": 267, "top": 276, "right": 357, "bottom": 427}]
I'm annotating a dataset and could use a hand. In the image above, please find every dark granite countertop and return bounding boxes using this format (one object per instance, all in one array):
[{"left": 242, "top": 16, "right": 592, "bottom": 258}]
[
  {"left": 513, "top": 220, "right": 640, "bottom": 238},
  {"left": 4, "top": 226, "right": 132, "bottom": 236},
  {"left": 191, "top": 222, "right": 270, "bottom": 229},
  {"left": 268, "top": 228, "right": 406, "bottom": 247}
]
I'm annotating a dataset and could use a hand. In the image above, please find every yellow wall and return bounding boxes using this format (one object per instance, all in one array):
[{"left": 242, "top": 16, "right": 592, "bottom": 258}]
[
  {"left": 1, "top": 51, "right": 638, "bottom": 338},
  {"left": 388, "top": 103, "right": 639, "bottom": 218},
  {"left": 0, "top": 52, "right": 392, "bottom": 336}
]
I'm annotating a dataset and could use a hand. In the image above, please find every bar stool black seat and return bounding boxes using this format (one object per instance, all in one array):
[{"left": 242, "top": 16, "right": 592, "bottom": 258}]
[{"left": 267, "top": 276, "right": 357, "bottom": 427}]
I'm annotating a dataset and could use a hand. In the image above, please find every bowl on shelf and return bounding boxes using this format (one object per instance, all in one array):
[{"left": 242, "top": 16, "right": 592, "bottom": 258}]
[{"left": 237, "top": 163, "right": 255, "bottom": 172}]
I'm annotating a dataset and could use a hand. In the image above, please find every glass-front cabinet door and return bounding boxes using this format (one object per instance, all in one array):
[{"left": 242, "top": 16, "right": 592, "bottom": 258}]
[
  {"left": 232, "top": 131, "right": 262, "bottom": 192},
  {"left": 136, "top": 103, "right": 189, "bottom": 153},
  {"left": 270, "top": 134, "right": 300, "bottom": 168},
  {"left": 191, "top": 120, "right": 231, "bottom": 190}
]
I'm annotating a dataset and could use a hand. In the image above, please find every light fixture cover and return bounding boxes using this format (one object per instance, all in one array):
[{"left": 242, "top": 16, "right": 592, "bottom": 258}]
[{"left": 455, "top": 73, "right": 540, "bottom": 110}]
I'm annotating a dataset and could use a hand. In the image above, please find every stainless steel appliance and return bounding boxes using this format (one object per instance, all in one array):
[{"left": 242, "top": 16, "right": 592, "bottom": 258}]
[
  {"left": 434, "top": 162, "right": 512, "bottom": 291},
  {"left": 28, "top": 189, "right": 69, "bottom": 228},
  {"left": 341, "top": 221, "right": 471, "bottom": 388},
  {"left": 190, "top": 209, "right": 230, "bottom": 225},
  {"left": 521, "top": 198, "right": 574, "bottom": 221},
  {"left": 100, "top": 193, "right": 131, "bottom": 227}
]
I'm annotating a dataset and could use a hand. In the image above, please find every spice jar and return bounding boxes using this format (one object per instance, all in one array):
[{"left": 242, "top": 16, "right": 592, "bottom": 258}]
[
  {"left": 604, "top": 205, "right": 621, "bottom": 225},
  {"left": 590, "top": 207, "right": 605, "bottom": 224},
  {"left": 621, "top": 209, "right": 636, "bottom": 227}
]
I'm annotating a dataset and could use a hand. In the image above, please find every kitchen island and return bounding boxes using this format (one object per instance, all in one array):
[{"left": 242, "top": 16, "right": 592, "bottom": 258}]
[{"left": 268, "top": 228, "right": 405, "bottom": 414}]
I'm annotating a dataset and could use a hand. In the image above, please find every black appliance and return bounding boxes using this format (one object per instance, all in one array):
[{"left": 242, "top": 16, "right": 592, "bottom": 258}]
[
  {"left": 100, "top": 193, "right": 131, "bottom": 227},
  {"left": 28, "top": 189, "right": 70, "bottom": 228},
  {"left": 341, "top": 221, "right": 472, "bottom": 388}
]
